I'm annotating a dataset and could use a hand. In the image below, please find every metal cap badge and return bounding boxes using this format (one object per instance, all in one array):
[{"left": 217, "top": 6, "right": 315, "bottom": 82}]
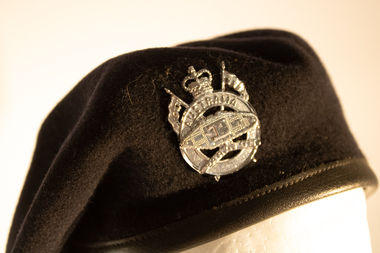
[{"left": 166, "top": 62, "right": 261, "bottom": 181}]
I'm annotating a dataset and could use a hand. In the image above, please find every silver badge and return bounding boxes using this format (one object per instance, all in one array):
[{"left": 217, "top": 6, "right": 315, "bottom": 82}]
[{"left": 165, "top": 62, "right": 261, "bottom": 181}]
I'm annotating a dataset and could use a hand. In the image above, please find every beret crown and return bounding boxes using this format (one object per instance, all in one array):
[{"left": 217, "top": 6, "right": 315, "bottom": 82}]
[{"left": 7, "top": 29, "right": 377, "bottom": 253}]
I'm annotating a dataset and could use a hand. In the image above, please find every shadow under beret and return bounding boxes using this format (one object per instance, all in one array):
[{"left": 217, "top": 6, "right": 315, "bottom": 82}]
[{"left": 7, "top": 29, "right": 378, "bottom": 253}]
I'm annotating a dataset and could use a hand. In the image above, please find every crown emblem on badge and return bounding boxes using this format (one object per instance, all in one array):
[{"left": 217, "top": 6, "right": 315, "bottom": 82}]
[
  {"left": 165, "top": 62, "right": 261, "bottom": 181},
  {"left": 182, "top": 66, "right": 213, "bottom": 98}
]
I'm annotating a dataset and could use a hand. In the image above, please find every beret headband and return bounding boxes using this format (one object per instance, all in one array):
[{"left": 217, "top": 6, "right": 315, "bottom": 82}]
[{"left": 7, "top": 29, "right": 377, "bottom": 253}]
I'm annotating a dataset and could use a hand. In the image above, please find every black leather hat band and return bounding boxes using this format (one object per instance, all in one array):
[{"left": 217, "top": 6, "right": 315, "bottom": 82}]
[{"left": 70, "top": 157, "right": 377, "bottom": 253}]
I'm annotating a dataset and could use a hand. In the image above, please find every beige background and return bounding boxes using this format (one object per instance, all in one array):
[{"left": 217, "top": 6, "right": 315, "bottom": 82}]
[{"left": 1, "top": 0, "right": 379, "bottom": 252}]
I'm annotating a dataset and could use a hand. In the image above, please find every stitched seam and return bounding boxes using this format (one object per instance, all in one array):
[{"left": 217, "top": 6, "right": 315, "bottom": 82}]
[
  {"left": 80, "top": 157, "right": 360, "bottom": 249},
  {"left": 236, "top": 158, "right": 355, "bottom": 205}
]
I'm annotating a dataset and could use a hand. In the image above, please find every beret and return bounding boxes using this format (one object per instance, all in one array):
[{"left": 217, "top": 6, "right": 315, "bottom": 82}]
[{"left": 7, "top": 29, "right": 378, "bottom": 253}]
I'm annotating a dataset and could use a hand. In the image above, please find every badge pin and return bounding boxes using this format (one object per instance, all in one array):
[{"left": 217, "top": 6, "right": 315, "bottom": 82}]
[{"left": 166, "top": 62, "right": 261, "bottom": 181}]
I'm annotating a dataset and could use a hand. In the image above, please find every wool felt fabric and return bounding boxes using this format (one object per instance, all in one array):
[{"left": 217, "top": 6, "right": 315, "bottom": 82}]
[{"left": 7, "top": 29, "right": 378, "bottom": 253}]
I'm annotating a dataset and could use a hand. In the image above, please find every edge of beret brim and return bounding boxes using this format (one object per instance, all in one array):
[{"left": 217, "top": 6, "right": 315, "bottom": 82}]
[{"left": 70, "top": 157, "right": 377, "bottom": 253}]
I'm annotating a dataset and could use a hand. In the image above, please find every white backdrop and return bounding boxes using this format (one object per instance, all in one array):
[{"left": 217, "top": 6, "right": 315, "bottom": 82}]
[{"left": 1, "top": 0, "right": 379, "bottom": 252}]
